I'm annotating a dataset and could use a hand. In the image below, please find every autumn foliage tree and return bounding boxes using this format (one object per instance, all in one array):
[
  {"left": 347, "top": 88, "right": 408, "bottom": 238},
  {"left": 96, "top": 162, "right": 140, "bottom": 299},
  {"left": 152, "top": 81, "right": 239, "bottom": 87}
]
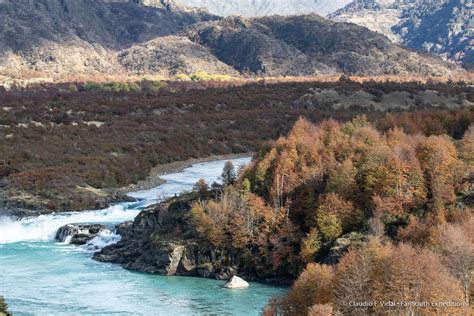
[
  {"left": 186, "top": 116, "right": 472, "bottom": 314},
  {"left": 264, "top": 263, "right": 334, "bottom": 316},
  {"left": 244, "top": 116, "right": 468, "bottom": 253},
  {"left": 269, "top": 238, "right": 468, "bottom": 315},
  {"left": 460, "top": 125, "right": 474, "bottom": 169},
  {"left": 193, "top": 178, "right": 209, "bottom": 199},
  {"left": 434, "top": 219, "right": 474, "bottom": 304}
]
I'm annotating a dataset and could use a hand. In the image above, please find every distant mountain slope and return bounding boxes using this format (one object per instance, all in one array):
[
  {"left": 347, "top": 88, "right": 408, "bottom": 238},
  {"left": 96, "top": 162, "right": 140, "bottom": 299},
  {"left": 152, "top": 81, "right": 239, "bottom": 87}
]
[
  {"left": 119, "top": 36, "right": 239, "bottom": 75},
  {"left": 0, "top": 0, "right": 460, "bottom": 81},
  {"left": 175, "top": 0, "right": 351, "bottom": 17},
  {"left": 0, "top": 0, "right": 216, "bottom": 78},
  {"left": 330, "top": 0, "right": 473, "bottom": 68},
  {"left": 185, "top": 14, "right": 458, "bottom": 76}
]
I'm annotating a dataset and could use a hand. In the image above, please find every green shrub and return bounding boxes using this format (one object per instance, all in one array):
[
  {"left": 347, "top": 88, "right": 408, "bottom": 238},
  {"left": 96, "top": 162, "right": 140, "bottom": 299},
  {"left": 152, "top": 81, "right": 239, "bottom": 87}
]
[
  {"left": 190, "top": 71, "right": 236, "bottom": 82},
  {"left": 176, "top": 74, "right": 191, "bottom": 81},
  {"left": 68, "top": 84, "right": 79, "bottom": 93},
  {"left": 79, "top": 81, "right": 142, "bottom": 93}
]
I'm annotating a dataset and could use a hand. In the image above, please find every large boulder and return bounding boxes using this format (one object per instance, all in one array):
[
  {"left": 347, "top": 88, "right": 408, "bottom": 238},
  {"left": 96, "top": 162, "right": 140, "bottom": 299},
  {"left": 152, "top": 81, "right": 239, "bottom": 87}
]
[
  {"left": 224, "top": 276, "right": 249, "bottom": 289},
  {"left": 55, "top": 224, "right": 111, "bottom": 245}
]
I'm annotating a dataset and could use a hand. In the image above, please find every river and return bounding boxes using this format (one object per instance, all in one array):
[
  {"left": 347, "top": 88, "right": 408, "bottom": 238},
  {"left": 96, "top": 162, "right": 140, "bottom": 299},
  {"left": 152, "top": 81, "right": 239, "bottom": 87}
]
[{"left": 0, "top": 157, "right": 286, "bottom": 315}]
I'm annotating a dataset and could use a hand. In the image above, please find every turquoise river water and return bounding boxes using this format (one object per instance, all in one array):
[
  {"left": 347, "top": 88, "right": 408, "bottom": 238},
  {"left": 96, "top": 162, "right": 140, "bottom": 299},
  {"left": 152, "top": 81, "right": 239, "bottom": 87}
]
[{"left": 0, "top": 158, "right": 286, "bottom": 315}]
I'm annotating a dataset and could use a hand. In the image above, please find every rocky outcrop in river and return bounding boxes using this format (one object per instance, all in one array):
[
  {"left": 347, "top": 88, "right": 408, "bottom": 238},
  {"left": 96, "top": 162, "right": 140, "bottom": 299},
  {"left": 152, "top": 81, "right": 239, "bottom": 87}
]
[
  {"left": 93, "top": 186, "right": 378, "bottom": 286},
  {"left": 93, "top": 194, "right": 268, "bottom": 281},
  {"left": 93, "top": 192, "right": 366, "bottom": 283},
  {"left": 56, "top": 224, "right": 112, "bottom": 245}
]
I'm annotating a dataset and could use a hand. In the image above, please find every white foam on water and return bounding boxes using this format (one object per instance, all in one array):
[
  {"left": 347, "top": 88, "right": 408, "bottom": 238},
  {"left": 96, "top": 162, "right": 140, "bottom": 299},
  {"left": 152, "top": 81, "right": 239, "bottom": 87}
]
[
  {"left": 63, "top": 235, "right": 73, "bottom": 244},
  {"left": 0, "top": 157, "right": 252, "bottom": 245},
  {"left": 81, "top": 230, "right": 122, "bottom": 252},
  {"left": 0, "top": 203, "right": 139, "bottom": 244}
]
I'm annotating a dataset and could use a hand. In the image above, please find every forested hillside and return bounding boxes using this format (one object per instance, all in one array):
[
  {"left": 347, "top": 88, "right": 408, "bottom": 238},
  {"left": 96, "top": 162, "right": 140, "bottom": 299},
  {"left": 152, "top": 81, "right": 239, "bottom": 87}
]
[
  {"left": 195, "top": 116, "right": 473, "bottom": 314},
  {"left": 1, "top": 79, "right": 472, "bottom": 217},
  {"left": 259, "top": 117, "right": 473, "bottom": 314},
  {"left": 96, "top": 114, "right": 473, "bottom": 314}
]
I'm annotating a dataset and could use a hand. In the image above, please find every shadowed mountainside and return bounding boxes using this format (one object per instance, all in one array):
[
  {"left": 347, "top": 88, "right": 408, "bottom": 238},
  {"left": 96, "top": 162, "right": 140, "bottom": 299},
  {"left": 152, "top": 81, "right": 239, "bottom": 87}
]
[
  {"left": 0, "top": 0, "right": 216, "bottom": 78},
  {"left": 185, "top": 14, "right": 459, "bottom": 76}
]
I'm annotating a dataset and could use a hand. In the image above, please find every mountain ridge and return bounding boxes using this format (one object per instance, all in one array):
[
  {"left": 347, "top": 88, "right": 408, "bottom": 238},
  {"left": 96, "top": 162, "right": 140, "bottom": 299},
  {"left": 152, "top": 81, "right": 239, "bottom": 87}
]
[
  {"left": 331, "top": 0, "right": 473, "bottom": 68},
  {"left": 184, "top": 14, "right": 458, "bottom": 76},
  {"left": 0, "top": 0, "right": 461, "bottom": 82}
]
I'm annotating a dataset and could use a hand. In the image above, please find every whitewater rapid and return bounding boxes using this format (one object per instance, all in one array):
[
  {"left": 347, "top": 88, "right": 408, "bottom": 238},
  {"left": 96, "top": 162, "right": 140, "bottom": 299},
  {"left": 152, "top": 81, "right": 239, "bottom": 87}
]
[
  {"left": 0, "top": 203, "right": 139, "bottom": 244},
  {"left": 0, "top": 156, "right": 288, "bottom": 316},
  {"left": 0, "top": 157, "right": 251, "bottom": 245}
]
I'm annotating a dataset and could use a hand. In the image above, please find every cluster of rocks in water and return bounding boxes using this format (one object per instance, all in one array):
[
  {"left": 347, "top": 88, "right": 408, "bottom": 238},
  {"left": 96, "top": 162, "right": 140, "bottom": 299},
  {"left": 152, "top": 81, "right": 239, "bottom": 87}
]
[{"left": 55, "top": 224, "right": 112, "bottom": 245}]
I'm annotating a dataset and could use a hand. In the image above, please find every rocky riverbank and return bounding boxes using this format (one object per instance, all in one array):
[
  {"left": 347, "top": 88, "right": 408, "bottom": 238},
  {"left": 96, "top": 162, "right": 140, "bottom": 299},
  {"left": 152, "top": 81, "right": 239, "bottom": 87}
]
[
  {"left": 0, "top": 296, "right": 10, "bottom": 316},
  {"left": 93, "top": 184, "right": 367, "bottom": 285}
]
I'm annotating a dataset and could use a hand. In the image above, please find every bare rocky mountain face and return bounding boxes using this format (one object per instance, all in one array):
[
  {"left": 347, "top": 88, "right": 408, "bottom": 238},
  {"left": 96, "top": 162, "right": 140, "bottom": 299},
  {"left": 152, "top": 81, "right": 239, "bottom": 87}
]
[
  {"left": 0, "top": 0, "right": 216, "bottom": 80},
  {"left": 0, "top": 0, "right": 461, "bottom": 82},
  {"left": 174, "top": 0, "right": 351, "bottom": 17},
  {"left": 330, "top": 0, "right": 473, "bottom": 69}
]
